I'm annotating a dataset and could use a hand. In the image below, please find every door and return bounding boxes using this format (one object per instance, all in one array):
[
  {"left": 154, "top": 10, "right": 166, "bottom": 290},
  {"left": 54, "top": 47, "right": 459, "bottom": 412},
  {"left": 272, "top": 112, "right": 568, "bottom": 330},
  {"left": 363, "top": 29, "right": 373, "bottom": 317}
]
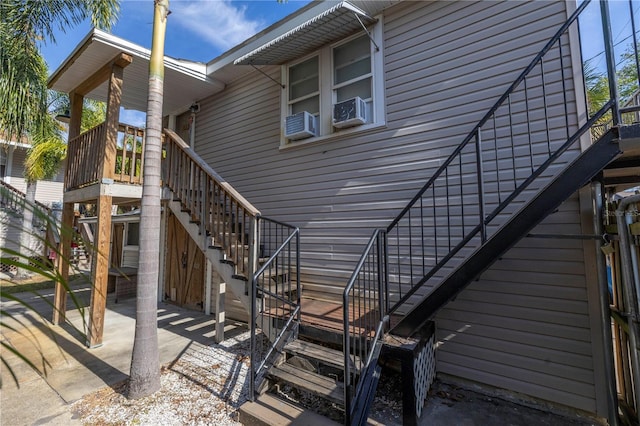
[{"left": 164, "top": 211, "right": 205, "bottom": 311}]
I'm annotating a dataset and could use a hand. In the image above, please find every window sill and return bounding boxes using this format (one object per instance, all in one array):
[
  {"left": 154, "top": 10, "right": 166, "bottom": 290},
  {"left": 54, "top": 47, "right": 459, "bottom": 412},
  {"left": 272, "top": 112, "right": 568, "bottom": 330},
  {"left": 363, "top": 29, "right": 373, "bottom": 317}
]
[{"left": 279, "top": 121, "right": 386, "bottom": 151}]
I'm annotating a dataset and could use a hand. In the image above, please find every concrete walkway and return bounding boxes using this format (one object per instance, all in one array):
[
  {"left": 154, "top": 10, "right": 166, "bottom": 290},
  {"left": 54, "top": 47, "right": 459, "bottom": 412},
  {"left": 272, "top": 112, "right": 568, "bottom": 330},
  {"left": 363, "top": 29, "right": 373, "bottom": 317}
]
[{"left": 0, "top": 284, "right": 243, "bottom": 426}]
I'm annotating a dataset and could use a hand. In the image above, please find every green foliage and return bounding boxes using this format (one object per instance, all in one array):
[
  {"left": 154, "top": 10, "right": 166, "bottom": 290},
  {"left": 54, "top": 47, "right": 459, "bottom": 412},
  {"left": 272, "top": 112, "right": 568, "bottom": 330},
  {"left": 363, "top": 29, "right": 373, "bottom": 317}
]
[
  {"left": 584, "top": 43, "right": 640, "bottom": 128},
  {"left": 48, "top": 91, "right": 107, "bottom": 133},
  {"left": 584, "top": 59, "right": 610, "bottom": 116},
  {"left": 80, "top": 100, "right": 107, "bottom": 132},
  {"left": 617, "top": 46, "right": 640, "bottom": 102},
  {"left": 0, "top": 22, "right": 49, "bottom": 142},
  {"left": 25, "top": 137, "right": 66, "bottom": 182},
  {"left": 0, "top": 0, "right": 119, "bottom": 148}
]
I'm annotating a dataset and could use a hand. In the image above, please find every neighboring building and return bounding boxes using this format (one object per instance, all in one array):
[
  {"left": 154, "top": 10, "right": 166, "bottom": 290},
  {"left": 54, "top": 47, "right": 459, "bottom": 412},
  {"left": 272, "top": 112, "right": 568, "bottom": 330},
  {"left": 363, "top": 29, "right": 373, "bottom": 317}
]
[
  {"left": 0, "top": 139, "right": 64, "bottom": 207},
  {"left": 48, "top": 1, "right": 640, "bottom": 424}
]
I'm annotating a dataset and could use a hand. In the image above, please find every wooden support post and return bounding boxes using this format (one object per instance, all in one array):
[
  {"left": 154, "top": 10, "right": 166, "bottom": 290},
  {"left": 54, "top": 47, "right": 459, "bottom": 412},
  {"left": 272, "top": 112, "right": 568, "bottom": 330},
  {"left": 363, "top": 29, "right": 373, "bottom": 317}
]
[
  {"left": 52, "top": 202, "right": 74, "bottom": 325},
  {"left": 87, "top": 195, "right": 113, "bottom": 347},
  {"left": 68, "top": 92, "right": 84, "bottom": 139},
  {"left": 53, "top": 90, "right": 83, "bottom": 326},
  {"left": 205, "top": 260, "right": 212, "bottom": 315},
  {"left": 102, "top": 63, "right": 124, "bottom": 181},
  {"left": 215, "top": 276, "right": 226, "bottom": 343},
  {"left": 85, "top": 55, "right": 125, "bottom": 347}
]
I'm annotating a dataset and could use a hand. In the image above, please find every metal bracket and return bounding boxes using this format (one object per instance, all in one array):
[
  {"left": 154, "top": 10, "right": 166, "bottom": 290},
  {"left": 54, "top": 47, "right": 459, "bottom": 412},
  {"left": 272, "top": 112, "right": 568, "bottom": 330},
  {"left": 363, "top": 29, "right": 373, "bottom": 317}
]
[
  {"left": 354, "top": 13, "right": 380, "bottom": 52},
  {"left": 250, "top": 64, "right": 285, "bottom": 89}
]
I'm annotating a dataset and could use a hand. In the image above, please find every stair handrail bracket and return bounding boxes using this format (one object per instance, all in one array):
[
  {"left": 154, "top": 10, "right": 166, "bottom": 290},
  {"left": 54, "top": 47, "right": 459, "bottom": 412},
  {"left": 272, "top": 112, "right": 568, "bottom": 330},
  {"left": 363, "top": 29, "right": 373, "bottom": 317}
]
[
  {"left": 343, "top": 228, "right": 388, "bottom": 425},
  {"left": 248, "top": 217, "right": 301, "bottom": 400}
]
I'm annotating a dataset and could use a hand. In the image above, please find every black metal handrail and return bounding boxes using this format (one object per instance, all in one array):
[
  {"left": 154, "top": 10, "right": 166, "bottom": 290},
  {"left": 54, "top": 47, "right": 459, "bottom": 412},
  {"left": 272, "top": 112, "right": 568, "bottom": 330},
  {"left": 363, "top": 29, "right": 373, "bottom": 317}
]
[
  {"left": 343, "top": 228, "right": 387, "bottom": 425},
  {"left": 249, "top": 216, "right": 300, "bottom": 399},
  {"left": 384, "top": 0, "right": 594, "bottom": 314},
  {"left": 343, "top": 0, "right": 632, "bottom": 420}
]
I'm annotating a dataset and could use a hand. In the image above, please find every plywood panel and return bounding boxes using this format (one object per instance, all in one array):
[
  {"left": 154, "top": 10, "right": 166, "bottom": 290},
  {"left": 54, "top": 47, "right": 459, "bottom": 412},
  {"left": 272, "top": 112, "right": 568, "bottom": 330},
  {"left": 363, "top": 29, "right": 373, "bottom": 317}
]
[{"left": 164, "top": 211, "right": 205, "bottom": 311}]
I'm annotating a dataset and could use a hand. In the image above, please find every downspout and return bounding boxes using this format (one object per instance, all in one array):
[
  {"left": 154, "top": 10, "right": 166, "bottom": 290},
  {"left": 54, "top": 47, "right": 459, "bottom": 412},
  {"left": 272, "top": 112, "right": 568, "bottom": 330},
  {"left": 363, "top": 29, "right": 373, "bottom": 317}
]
[
  {"left": 592, "top": 182, "right": 619, "bottom": 426},
  {"left": 615, "top": 193, "right": 640, "bottom": 415}
]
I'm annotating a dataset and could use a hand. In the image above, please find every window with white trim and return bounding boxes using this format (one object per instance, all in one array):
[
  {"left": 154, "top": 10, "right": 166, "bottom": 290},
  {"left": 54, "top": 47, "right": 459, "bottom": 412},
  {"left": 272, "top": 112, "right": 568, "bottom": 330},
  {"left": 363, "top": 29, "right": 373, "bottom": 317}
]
[
  {"left": 281, "top": 21, "right": 384, "bottom": 147},
  {"left": 289, "top": 56, "right": 319, "bottom": 115},
  {"left": 333, "top": 34, "right": 371, "bottom": 103}
]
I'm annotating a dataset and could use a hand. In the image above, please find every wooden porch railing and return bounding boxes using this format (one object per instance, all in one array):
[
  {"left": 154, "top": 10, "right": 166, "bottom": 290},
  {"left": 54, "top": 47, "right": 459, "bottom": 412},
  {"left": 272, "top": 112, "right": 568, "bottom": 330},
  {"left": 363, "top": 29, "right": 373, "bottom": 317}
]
[
  {"left": 65, "top": 123, "right": 145, "bottom": 191},
  {"left": 162, "top": 129, "right": 260, "bottom": 279}
]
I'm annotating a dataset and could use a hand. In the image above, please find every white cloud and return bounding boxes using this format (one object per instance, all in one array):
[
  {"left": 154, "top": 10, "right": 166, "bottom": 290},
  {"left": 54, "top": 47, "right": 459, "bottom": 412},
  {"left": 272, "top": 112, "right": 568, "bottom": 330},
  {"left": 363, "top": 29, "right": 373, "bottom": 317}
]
[{"left": 170, "top": 1, "right": 265, "bottom": 51}]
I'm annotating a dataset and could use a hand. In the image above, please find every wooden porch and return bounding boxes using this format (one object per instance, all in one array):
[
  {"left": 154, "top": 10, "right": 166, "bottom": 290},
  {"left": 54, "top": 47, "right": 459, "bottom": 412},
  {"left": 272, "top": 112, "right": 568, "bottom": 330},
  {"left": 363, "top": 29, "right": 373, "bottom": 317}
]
[{"left": 53, "top": 52, "right": 147, "bottom": 347}]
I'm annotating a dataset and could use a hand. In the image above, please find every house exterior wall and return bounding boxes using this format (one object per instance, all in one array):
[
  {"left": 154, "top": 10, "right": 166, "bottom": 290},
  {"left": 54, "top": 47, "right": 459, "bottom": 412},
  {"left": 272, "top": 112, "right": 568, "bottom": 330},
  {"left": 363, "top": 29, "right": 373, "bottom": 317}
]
[{"left": 193, "top": 0, "right": 601, "bottom": 415}]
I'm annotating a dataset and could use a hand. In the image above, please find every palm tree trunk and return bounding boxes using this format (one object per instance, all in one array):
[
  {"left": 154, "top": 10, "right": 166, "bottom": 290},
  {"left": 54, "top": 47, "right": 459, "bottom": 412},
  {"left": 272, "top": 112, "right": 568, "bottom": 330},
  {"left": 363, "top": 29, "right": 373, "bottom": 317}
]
[
  {"left": 17, "top": 180, "right": 37, "bottom": 279},
  {"left": 127, "top": 0, "right": 169, "bottom": 400}
]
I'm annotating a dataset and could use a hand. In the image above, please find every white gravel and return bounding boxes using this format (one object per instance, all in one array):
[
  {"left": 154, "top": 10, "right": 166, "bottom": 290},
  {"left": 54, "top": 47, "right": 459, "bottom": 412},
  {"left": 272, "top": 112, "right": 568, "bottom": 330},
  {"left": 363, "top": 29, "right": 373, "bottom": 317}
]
[
  {"left": 72, "top": 332, "right": 253, "bottom": 425},
  {"left": 71, "top": 330, "right": 404, "bottom": 425}
]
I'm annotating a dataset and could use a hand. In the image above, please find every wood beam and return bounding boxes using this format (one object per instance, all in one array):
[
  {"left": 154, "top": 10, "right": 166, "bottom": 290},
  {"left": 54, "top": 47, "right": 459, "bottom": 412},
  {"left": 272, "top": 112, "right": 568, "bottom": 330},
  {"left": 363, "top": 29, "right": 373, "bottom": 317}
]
[
  {"left": 52, "top": 203, "right": 74, "bottom": 325},
  {"left": 101, "top": 62, "right": 124, "bottom": 181},
  {"left": 87, "top": 194, "right": 113, "bottom": 347},
  {"left": 68, "top": 92, "right": 84, "bottom": 140},
  {"left": 73, "top": 52, "right": 132, "bottom": 97}
]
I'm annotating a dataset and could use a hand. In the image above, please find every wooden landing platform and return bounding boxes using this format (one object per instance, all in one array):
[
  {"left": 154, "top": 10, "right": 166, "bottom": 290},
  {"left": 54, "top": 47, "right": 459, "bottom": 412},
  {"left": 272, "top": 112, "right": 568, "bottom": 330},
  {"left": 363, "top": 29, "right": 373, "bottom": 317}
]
[{"left": 269, "top": 297, "right": 391, "bottom": 345}]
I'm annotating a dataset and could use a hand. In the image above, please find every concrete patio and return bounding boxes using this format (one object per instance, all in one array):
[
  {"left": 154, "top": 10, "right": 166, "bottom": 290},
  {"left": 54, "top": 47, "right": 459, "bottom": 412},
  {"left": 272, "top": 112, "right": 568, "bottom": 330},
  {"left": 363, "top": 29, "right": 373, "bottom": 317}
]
[{"left": 0, "top": 282, "right": 247, "bottom": 425}]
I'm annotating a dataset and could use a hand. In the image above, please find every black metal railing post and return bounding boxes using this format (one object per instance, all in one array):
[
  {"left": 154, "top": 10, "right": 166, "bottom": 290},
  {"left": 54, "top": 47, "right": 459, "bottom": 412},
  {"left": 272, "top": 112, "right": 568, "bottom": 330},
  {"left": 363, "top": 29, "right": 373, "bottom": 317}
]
[
  {"left": 377, "top": 232, "right": 384, "bottom": 322},
  {"left": 296, "top": 230, "right": 301, "bottom": 325},
  {"left": 475, "top": 129, "right": 487, "bottom": 243},
  {"left": 600, "top": 0, "right": 621, "bottom": 125},
  {"left": 628, "top": 0, "right": 640, "bottom": 95}
]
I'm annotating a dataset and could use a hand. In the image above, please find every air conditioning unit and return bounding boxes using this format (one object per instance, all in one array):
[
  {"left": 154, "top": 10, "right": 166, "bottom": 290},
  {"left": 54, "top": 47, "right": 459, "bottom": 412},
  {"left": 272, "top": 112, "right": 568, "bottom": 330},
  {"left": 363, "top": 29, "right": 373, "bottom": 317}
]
[
  {"left": 333, "top": 96, "right": 367, "bottom": 128},
  {"left": 285, "top": 111, "right": 318, "bottom": 140}
]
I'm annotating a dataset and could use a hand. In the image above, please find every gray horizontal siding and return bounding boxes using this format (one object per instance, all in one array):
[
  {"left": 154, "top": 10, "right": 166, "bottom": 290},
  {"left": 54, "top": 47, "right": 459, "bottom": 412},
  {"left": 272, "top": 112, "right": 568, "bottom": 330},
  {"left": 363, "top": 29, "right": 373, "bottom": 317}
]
[{"left": 193, "top": 0, "right": 596, "bottom": 413}]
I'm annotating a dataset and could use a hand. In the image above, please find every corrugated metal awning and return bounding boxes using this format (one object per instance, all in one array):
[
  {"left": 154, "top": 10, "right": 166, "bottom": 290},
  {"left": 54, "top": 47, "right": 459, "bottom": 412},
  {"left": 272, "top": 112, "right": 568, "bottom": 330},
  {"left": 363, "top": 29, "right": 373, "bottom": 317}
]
[{"left": 234, "top": 1, "right": 377, "bottom": 66}]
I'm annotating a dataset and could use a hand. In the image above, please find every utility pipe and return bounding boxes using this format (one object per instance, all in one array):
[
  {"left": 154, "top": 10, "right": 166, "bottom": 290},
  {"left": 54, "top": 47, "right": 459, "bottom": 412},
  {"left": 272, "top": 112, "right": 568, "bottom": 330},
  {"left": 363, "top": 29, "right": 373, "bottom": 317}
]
[
  {"left": 189, "top": 106, "right": 197, "bottom": 149},
  {"left": 615, "top": 193, "right": 640, "bottom": 415},
  {"left": 592, "top": 182, "right": 619, "bottom": 426}
]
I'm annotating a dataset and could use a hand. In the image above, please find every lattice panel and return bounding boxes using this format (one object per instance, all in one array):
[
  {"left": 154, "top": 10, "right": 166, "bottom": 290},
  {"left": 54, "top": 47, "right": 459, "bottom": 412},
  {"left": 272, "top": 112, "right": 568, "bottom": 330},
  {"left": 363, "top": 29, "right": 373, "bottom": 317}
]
[
  {"left": 413, "top": 334, "right": 436, "bottom": 418},
  {"left": 0, "top": 257, "right": 18, "bottom": 274}
]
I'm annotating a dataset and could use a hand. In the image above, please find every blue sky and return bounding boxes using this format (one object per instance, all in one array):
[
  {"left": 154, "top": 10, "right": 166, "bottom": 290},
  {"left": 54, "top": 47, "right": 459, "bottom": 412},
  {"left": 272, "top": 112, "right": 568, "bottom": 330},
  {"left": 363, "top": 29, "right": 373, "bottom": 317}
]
[
  {"left": 41, "top": 1, "right": 312, "bottom": 72},
  {"left": 41, "top": 0, "right": 640, "bottom": 75}
]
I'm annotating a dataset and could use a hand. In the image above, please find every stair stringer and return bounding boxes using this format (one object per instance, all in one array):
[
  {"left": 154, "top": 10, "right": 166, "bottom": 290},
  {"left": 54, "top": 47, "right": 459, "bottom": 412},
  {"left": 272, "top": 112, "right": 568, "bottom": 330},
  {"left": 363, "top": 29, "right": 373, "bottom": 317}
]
[
  {"left": 391, "top": 127, "right": 624, "bottom": 337},
  {"left": 165, "top": 197, "right": 253, "bottom": 314}
]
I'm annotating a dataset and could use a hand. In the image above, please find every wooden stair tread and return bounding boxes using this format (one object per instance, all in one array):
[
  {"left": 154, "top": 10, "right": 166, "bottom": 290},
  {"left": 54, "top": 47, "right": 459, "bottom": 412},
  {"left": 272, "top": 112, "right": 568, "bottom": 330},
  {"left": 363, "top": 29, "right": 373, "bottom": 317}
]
[
  {"left": 284, "top": 340, "right": 359, "bottom": 371},
  {"left": 239, "top": 393, "right": 341, "bottom": 426},
  {"left": 269, "top": 363, "right": 344, "bottom": 407}
]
